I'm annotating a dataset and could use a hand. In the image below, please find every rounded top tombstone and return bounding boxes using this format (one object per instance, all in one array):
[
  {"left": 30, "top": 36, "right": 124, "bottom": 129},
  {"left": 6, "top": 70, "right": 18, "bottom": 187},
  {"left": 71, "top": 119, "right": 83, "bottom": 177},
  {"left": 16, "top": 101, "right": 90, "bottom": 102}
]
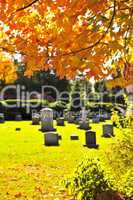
[
  {"left": 40, "top": 108, "right": 56, "bottom": 131},
  {"left": 40, "top": 108, "right": 53, "bottom": 119}
]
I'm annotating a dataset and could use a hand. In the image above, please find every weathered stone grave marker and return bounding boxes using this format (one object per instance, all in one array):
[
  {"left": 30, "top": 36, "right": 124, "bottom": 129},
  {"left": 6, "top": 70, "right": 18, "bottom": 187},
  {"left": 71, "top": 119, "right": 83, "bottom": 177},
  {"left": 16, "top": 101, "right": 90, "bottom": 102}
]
[
  {"left": 0, "top": 113, "right": 5, "bottom": 123},
  {"left": 78, "top": 108, "right": 91, "bottom": 130},
  {"left": 32, "top": 113, "right": 40, "bottom": 125},
  {"left": 102, "top": 124, "right": 114, "bottom": 137},
  {"left": 40, "top": 108, "right": 56, "bottom": 132},
  {"left": 67, "top": 112, "right": 75, "bottom": 123}
]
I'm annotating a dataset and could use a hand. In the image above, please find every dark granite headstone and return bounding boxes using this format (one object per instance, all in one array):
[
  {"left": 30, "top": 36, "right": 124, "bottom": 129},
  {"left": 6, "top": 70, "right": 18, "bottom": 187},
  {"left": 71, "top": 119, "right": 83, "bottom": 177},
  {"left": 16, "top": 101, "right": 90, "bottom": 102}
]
[
  {"left": 44, "top": 132, "right": 59, "bottom": 146},
  {"left": 84, "top": 131, "right": 99, "bottom": 148}
]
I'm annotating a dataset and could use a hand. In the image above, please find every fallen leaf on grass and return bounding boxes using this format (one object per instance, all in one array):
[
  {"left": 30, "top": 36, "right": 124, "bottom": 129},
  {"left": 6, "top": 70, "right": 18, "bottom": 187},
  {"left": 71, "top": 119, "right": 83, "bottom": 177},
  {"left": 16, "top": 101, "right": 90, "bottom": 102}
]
[{"left": 14, "top": 192, "right": 22, "bottom": 198}]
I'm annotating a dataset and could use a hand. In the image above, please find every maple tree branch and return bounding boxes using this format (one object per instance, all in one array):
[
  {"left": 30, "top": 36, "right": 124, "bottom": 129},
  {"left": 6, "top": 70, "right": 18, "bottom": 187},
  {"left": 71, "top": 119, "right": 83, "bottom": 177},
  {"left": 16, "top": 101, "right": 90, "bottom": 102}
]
[
  {"left": 8, "top": 0, "right": 40, "bottom": 21},
  {"left": 119, "top": 7, "right": 130, "bottom": 11},
  {"left": 0, "top": 46, "right": 15, "bottom": 54},
  {"left": 16, "top": 0, "right": 40, "bottom": 12},
  {"left": 0, "top": 46, "right": 25, "bottom": 56},
  {"left": 60, "top": 0, "right": 116, "bottom": 57}
]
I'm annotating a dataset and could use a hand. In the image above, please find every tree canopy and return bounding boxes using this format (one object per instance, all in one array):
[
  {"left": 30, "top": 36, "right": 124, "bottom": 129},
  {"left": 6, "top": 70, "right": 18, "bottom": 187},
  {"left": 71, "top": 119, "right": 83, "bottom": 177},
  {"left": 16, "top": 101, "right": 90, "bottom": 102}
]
[{"left": 0, "top": 0, "right": 132, "bottom": 87}]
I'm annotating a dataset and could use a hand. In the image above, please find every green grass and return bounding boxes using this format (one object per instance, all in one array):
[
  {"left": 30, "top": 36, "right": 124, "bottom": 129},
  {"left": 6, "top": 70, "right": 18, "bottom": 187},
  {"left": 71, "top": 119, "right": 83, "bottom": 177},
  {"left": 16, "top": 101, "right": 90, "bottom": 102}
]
[{"left": 0, "top": 121, "right": 122, "bottom": 200}]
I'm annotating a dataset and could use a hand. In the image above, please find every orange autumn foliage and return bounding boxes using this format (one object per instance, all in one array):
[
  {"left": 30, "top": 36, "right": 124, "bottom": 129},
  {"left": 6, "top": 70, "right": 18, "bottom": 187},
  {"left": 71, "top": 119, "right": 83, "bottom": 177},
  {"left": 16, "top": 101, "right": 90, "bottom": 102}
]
[
  {"left": 0, "top": 0, "right": 132, "bottom": 85},
  {"left": 0, "top": 52, "right": 17, "bottom": 83}
]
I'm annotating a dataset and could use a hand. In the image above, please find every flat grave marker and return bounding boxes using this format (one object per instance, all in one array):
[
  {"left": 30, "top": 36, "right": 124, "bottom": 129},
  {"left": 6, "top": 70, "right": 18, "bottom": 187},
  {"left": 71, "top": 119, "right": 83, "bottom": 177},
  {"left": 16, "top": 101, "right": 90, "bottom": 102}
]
[{"left": 70, "top": 134, "right": 79, "bottom": 140}]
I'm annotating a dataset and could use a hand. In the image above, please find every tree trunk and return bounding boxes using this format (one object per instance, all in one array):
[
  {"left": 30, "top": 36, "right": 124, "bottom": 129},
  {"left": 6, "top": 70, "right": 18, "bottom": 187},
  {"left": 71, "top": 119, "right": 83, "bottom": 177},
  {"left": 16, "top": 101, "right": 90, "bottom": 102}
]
[{"left": 126, "top": 84, "right": 133, "bottom": 127}]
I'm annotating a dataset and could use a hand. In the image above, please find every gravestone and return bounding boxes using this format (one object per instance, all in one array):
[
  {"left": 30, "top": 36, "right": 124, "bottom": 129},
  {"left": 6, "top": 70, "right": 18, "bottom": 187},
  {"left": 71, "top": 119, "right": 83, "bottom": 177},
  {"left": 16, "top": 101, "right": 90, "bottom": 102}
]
[
  {"left": 92, "top": 117, "right": 100, "bottom": 123},
  {"left": 102, "top": 124, "right": 114, "bottom": 137},
  {"left": 78, "top": 121, "right": 91, "bottom": 130},
  {"left": 74, "top": 112, "right": 81, "bottom": 125},
  {"left": 64, "top": 110, "right": 72, "bottom": 121},
  {"left": 66, "top": 111, "right": 75, "bottom": 123},
  {"left": 84, "top": 131, "right": 99, "bottom": 148},
  {"left": 78, "top": 108, "right": 90, "bottom": 129},
  {"left": 100, "top": 115, "right": 106, "bottom": 122},
  {"left": 88, "top": 112, "right": 93, "bottom": 119},
  {"left": 16, "top": 128, "right": 21, "bottom": 131},
  {"left": 64, "top": 110, "right": 69, "bottom": 121},
  {"left": 0, "top": 113, "right": 5, "bottom": 123},
  {"left": 44, "top": 132, "right": 59, "bottom": 146},
  {"left": 32, "top": 113, "right": 40, "bottom": 125},
  {"left": 70, "top": 134, "right": 79, "bottom": 140},
  {"left": 40, "top": 108, "right": 56, "bottom": 132},
  {"left": 74, "top": 117, "right": 80, "bottom": 125},
  {"left": 56, "top": 117, "right": 65, "bottom": 126},
  {"left": 68, "top": 115, "right": 75, "bottom": 123},
  {"left": 104, "top": 113, "right": 111, "bottom": 120},
  {"left": 15, "top": 114, "right": 22, "bottom": 121}
]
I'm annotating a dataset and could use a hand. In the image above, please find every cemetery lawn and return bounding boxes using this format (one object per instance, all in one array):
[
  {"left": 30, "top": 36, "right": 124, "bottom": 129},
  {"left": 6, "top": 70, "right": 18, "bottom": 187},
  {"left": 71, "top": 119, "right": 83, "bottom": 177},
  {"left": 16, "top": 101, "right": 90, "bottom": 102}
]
[{"left": 0, "top": 121, "right": 122, "bottom": 200}]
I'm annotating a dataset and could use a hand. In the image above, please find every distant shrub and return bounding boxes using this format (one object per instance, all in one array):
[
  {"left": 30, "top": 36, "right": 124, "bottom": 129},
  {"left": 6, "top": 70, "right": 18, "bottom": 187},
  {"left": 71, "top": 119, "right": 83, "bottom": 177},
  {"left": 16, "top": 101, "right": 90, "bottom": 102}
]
[{"left": 50, "top": 101, "right": 66, "bottom": 109}]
